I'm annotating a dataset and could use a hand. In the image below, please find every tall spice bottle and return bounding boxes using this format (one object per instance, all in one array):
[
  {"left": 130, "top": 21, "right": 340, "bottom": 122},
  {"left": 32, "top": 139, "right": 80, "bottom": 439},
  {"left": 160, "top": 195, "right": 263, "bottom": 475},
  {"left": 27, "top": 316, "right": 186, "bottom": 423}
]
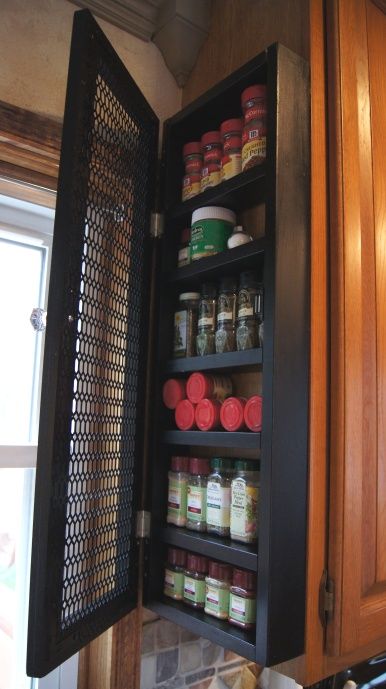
[
  {"left": 186, "top": 457, "right": 211, "bottom": 532},
  {"left": 166, "top": 456, "right": 189, "bottom": 527}
]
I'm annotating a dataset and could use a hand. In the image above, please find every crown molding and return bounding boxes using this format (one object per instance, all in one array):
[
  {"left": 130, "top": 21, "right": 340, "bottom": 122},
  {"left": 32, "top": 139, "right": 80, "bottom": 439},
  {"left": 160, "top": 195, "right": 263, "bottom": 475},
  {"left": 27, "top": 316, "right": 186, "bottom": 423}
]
[{"left": 69, "top": 0, "right": 164, "bottom": 41}]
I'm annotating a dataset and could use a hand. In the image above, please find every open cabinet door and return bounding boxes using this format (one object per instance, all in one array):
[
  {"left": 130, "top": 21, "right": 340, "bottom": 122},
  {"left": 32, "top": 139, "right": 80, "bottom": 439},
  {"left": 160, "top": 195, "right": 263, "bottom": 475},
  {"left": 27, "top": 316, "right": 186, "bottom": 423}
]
[{"left": 27, "top": 9, "right": 158, "bottom": 677}]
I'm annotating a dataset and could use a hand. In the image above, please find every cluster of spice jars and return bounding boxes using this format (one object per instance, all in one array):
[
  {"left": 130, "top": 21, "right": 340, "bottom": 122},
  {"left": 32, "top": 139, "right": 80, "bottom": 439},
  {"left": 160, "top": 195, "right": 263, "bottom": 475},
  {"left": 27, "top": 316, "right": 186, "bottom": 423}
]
[
  {"left": 172, "top": 272, "right": 263, "bottom": 359},
  {"left": 166, "top": 455, "right": 260, "bottom": 544},
  {"left": 164, "top": 548, "right": 257, "bottom": 629}
]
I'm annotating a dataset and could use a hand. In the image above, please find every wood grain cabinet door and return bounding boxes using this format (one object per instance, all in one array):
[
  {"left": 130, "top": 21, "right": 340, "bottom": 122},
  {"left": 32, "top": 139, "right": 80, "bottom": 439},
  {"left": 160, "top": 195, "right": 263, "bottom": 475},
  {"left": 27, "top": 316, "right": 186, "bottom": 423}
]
[{"left": 328, "top": 0, "right": 386, "bottom": 659}]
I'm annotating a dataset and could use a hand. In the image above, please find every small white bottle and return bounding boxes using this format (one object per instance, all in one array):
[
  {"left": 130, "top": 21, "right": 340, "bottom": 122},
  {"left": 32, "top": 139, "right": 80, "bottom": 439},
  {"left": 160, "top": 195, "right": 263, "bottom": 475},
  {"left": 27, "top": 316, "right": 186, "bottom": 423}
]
[{"left": 227, "top": 225, "right": 253, "bottom": 249}]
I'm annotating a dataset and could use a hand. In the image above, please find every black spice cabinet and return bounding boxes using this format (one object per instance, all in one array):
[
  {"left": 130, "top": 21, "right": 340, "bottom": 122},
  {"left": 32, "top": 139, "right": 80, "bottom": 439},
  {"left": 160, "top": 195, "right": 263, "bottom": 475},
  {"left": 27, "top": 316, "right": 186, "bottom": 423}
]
[{"left": 26, "top": 9, "right": 309, "bottom": 678}]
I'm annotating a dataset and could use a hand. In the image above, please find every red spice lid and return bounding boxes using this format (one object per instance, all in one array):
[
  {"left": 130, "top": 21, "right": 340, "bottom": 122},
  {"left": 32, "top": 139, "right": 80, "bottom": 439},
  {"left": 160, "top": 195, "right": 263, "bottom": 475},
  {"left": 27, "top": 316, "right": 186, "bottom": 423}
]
[
  {"left": 201, "top": 130, "right": 221, "bottom": 147},
  {"left": 175, "top": 399, "right": 196, "bottom": 431},
  {"left": 180, "top": 227, "right": 191, "bottom": 243},
  {"left": 168, "top": 547, "right": 186, "bottom": 567},
  {"left": 183, "top": 141, "right": 202, "bottom": 157},
  {"left": 189, "top": 456, "right": 211, "bottom": 475},
  {"left": 186, "top": 372, "right": 213, "bottom": 404},
  {"left": 220, "top": 118, "right": 243, "bottom": 136},
  {"left": 241, "top": 84, "right": 267, "bottom": 107},
  {"left": 195, "top": 398, "right": 221, "bottom": 431},
  {"left": 222, "top": 135, "right": 242, "bottom": 151},
  {"left": 162, "top": 378, "right": 186, "bottom": 410},
  {"left": 244, "top": 395, "right": 263, "bottom": 432},
  {"left": 183, "top": 173, "right": 201, "bottom": 184},
  {"left": 208, "top": 560, "right": 232, "bottom": 582},
  {"left": 232, "top": 567, "right": 257, "bottom": 591},
  {"left": 186, "top": 553, "right": 208, "bottom": 574},
  {"left": 220, "top": 397, "right": 246, "bottom": 432},
  {"left": 171, "top": 456, "right": 189, "bottom": 472}
]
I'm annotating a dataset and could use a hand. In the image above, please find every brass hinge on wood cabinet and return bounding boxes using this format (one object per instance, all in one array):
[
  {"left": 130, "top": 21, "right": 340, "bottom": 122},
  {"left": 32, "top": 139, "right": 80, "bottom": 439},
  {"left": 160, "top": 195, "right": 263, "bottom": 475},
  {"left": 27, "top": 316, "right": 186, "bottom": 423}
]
[
  {"left": 150, "top": 212, "right": 164, "bottom": 238},
  {"left": 136, "top": 510, "right": 151, "bottom": 538},
  {"left": 319, "top": 569, "right": 334, "bottom": 627}
]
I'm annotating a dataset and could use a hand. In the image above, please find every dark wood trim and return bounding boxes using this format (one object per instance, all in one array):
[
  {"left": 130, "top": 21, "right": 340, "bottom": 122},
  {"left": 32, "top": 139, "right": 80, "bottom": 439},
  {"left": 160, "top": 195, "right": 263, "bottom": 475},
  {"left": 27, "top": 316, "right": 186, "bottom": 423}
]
[{"left": 371, "top": 0, "right": 386, "bottom": 15}]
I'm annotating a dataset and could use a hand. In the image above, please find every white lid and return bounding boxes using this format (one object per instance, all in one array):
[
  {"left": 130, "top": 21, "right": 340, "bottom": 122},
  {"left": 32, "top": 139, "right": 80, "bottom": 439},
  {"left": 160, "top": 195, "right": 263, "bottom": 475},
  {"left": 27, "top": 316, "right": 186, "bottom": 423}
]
[
  {"left": 191, "top": 206, "right": 236, "bottom": 225},
  {"left": 179, "top": 292, "right": 200, "bottom": 301}
]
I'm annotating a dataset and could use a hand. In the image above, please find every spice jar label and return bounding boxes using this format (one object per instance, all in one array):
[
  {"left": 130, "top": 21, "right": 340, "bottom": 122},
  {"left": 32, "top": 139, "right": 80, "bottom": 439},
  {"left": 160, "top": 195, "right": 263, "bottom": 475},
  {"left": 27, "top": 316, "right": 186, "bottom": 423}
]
[
  {"left": 187, "top": 485, "right": 206, "bottom": 521},
  {"left": 207, "top": 482, "right": 231, "bottom": 527},
  {"left": 217, "top": 294, "right": 236, "bottom": 323},
  {"left": 164, "top": 569, "right": 184, "bottom": 600},
  {"left": 231, "top": 481, "right": 258, "bottom": 540},
  {"left": 198, "top": 299, "right": 215, "bottom": 328},
  {"left": 222, "top": 153, "right": 242, "bottom": 181},
  {"left": 167, "top": 477, "right": 187, "bottom": 522},
  {"left": 205, "top": 584, "right": 230, "bottom": 617},
  {"left": 174, "top": 309, "right": 187, "bottom": 356},
  {"left": 237, "top": 288, "right": 256, "bottom": 318},
  {"left": 229, "top": 593, "right": 256, "bottom": 624},
  {"left": 242, "top": 135, "right": 266, "bottom": 171},
  {"left": 184, "top": 576, "right": 206, "bottom": 603}
]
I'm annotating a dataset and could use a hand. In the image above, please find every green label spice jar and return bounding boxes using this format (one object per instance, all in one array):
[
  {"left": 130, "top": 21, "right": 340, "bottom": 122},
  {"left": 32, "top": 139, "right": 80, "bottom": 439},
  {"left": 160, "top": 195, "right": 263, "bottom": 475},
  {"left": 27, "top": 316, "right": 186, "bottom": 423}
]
[
  {"left": 164, "top": 547, "right": 187, "bottom": 601},
  {"left": 190, "top": 207, "right": 235, "bottom": 261},
  {"left": 196, "top": 282, "right": 217, "bottom": 356},
  {"left": 205, "top": 561, "right": 232, "bottom": 619},
  {"left": 230, "top": 460, "right": 259, "bottom": 543},
  {"left": 215, "top": 276, "right": 237, "bottom": 353},
  {"left": 186, "top": 457, "right": 211, "bottom": 532},
  {"left": 206, "top": 458, "right": 232, "bottom": 537},
  {"left": 229, "top": 568, "right": 257, "bottom": 629},
  {"left": 167, "top": 456, "right": 189, "bottom": 527},
  {"left": 183, "top": 553, "right": 208, "bottom": 608},
  {"left": 173, "top": 292, "right": 200, "bottom": 358}
]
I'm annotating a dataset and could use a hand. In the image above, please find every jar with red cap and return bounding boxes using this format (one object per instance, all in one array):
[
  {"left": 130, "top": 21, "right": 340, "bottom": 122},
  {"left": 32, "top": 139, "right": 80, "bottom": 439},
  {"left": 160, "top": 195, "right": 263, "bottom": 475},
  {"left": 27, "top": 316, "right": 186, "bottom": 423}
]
[
  {"left": 201, "top": 131, "right": 222, "bottom": 166},
  {"left": 186, "top": 457, "right": 211, "bottom": 532},
  {"left": 244, "top": 395, "right": 263, "bottom": 433},
  {"left": 162, "top": 378, "right": 186, "bottom": 410},
  {"left": 195, "top": 398, "right": 222, "bottom": 432},
  {"left": 201, "top": 163, "right": 221, "bottom": 193},
  {"left": 167, "top": 456, "right": 189, "bottom": 527},
  {"left": 229, "top": 568, "right": 257, "bottom": 629},
  {"left": 183, "top": 141, "right": 202, "bottom": 175},
  {"left": 241, "top": 85, "right": 267, "bottom": 171},
  {"left": 220, "top": 118, "right": 242, "bottom": 181},
  {"left": 205, "top": 561, "right": 232, "bottom": 619},
  {"left": 220, "top": 397, "right": 247, "bottom": 432},
  {"left": 230, "top": 460, "right": 259, "bottom": 543},
  {"left": 175, "top": 399, "right": 196, "bottom": 431},
  {"left": 183, "top": 553, "right": 209, "bottom": 608},
  {"left": 164, "top": 547, "right": 187, "bottom": 601},
  {"left": 186, "top": 372, "right": 233, "bottom": 404},
  {"left": 177, "top": 227, "right": 191, "bottom": 267},
  {"left": 206, "top": 458, "right": 233, "bottom": 537},
  {"left": 182, "top": 173, "right": 201, "bottom": 202}
]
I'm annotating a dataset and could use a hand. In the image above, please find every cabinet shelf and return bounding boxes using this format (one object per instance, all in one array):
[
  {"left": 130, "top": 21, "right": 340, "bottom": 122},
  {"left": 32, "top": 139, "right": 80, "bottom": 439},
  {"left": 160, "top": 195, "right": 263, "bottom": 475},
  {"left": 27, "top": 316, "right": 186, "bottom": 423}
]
[
  {"left": 165, "top": 348, "right": 262, "bottom": 374},
  {"left": 148, "top": 599, "right": 256, "bottom": 662},
  {"left": 162, "top": 526, "right": 258, "bottom": 571},
  {"left": 167, "top": 238, "right": 265, "bottom": 286},
  {"left": 163, "top": 430, "right": 260, "bottom": 449}
]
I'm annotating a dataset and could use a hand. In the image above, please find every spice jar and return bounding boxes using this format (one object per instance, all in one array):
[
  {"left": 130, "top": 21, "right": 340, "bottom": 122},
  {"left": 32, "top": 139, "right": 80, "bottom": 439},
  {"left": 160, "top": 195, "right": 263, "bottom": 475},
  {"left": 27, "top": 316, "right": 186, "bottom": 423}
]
[
  {"left": 201, "top": 163, "right": 221, "bottom": 192},
  {"left": 220, "top": 397, "right": 247, "bottom": 432},
  {"left": 196, "top": 283, "right": 217, "bottom": 356},
  {"left": 183, "top": 141, "right": 202, "bottom": 174},
  {"left": 229, "top": 568, "right": 257, "bottom": 629},
  {"left": 186, "top": 457, "right": 211, "bottom": 532},
  {"left": 220, "top": 118, "right": 242, "bottom": 181},
  {"left": 183, "top": 553, "right": 208, "bottom": 608},
  {"left": 244, "top": 395, "right": 263, "bottom": 432},
  {"left": 206, "top": 457, "right": 232, "bottom": 537},
  {"left": 162, "top": 378, "right": 186, "bottom": 410},
  {"left": 236, "top": 271, "right": 260, "bottom": 351},
  {"left": 230, "top": 460, "right": 259, "bottom": 543},
  {"left": 175, "top": 399, "right": 197, "bottom": 431},
  {"left": 167, "top": 456, "right": 189, "bottom": 527},
  {"left": 195, "top": 398, "right": 222, "bottom": 432},
  {"left": 201, "top": 131, "right": 222, "bottom": 165},
  {"left": 182, "top": 173, "right": 201, "bottom": 202},
  {"left": 177, "top": 228, "right": 191, "bottom": 267},
  {"left": 186, "top": 372, "right": 233, "bottom": 404},
  {"left": 215, "top": 276, "right": 237, "bottom": 353},
  {"left": 205, "top": 561, "right": 232, "bottom": 619},
  {"left": 173, "top": 292, "right": 200, "bottom": 358},
  {"left": 227, "top": 225, "right": 252, "bottom": 249},
  {"left": 164, "top": 547, "right": 187, "bottom": 600},
  {"left": 190, "top": 207, "right": 236, "bottom": 262},
  {"left": 241, "top": 85, "right": 267, "bottom": 171}
]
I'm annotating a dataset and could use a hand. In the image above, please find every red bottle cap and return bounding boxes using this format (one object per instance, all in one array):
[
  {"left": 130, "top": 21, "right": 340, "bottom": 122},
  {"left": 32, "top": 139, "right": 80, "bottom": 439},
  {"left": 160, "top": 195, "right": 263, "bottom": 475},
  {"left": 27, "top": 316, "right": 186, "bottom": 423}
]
[
  {"left": 168, "top": 547, "right": 186, "bottom": 567},
  {"left": 175, "top": 399, "right": 196, "bottom": 430},
  {"left": 171, "top": 456, "right": 189, "bottom": 472},
  {"left": 220, "top": 118, "right": 243, "bottom": 136},
  {"left": 186, "top": 553, "right": 208, "bottom": 574},
  {"left": 244, "top": 395, "right": 263, "bottom": 432},
  {"left": 201, "top": 130, "right": 221, "bottom": 147},
  {"left": 232, "top": 568, "right": 257, "bottom": 591},
  {"left": 195, "top": 398, "right": 222, "bottom": 431},
  {"left": 186, "top": 372, "right": 213, "bottom": 403},
  {"left": 220, "top": 397, "right": 246, "bottom": 432},
  {"left": 208, "top": 560, "right": 232, "bottom": 582},
  {"left": 183, "top": 141, "right": 202, "bottom": 157},
  {"left": 241, "top": 84, "right": 267, "bottom": 107},
  {"left": 188, "top": 457, "right": 210, "bottom": 475},
  {"left": 222, "top": 135, "right": 242, "bottom": 152},
  {"left": 162, "top": 378, "right": 186, "bottom": 410}
]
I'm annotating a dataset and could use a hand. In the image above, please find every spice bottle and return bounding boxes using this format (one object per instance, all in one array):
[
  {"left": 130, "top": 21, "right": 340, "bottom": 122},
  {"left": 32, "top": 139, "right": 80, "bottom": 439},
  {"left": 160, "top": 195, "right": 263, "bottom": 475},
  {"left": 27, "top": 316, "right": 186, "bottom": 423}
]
[
  {"left": 241, "top": 85, "right": 267, "bottom": 171},
  {"left": 175, "top": 399, "right": 197, "bottom": 431},
  {"left": 220, "top": 397, "right": 247, "bottom": 432},
  {"left": 201, "top": 131, "right": 222, "bottom": 191},
  {"left": 183, "top": 141, "right": 202, "bottom": 174},
  {"left": 230, "top": 460, "right": 259, "bottom": 543},
  {"left": 229, "top": 568, "right": 257, "bottom": 629},
  {"left": 244, "top": 395, "right": 263, "bottom": 433},
  {"left": 186, "top": 372, "right": 233, "bottom": 404},
  {"left": 220, "top": 118, "right": 242, "bottom": 181},
  {"left": 215, "top": 276, "right": 237, "bottom": 353},
  {"left": 206, "top": 457, "right": 232, "bottom": 537},
  {"left": 166, "top": 456, "right": 189, "bottom": 527},
  {"left": 227, "top": 225, "right": 252, "bottom": 249},
  {"left": 236, "top": 271, "right": 261, "bottom": 351},
  {"left": 182, "top": 173, "right": 201, "bottom": 201},
  {"left": 205, "top": 561, "right": 232, "bottom": 619},
  {"left": 177, "top": 228, "right": 191, "bottom": 267},
  {"left": 164, "top": 547, "right": 187, "bottom": 600},
  {"left": 173, "top": 292, "right": 200, "bottom": 358},
  {"left": 195, "top": 398, "right": 222, "bottom": 432},
  {"left": 162, "top": 378, "right": 186, "bottom": 410},
  {"left": 183, "top": 554, "right": 208, "bottom": 608},
  {"left": 190, "top": 207, "right": 236, "bottom": 262},
  {"left": 186, "top": 457, "right": 211, "bottom": 532},
  {"left": 196, "top": 283, "right": 217, "bottom": 356}
]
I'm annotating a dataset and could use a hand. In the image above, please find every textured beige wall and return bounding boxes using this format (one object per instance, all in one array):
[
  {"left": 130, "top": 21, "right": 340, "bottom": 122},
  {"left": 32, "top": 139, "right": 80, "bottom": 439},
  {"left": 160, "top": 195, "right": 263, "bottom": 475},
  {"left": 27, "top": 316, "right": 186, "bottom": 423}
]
[{"left": 0, "top": 0, "right": 181, "bottom": 123}]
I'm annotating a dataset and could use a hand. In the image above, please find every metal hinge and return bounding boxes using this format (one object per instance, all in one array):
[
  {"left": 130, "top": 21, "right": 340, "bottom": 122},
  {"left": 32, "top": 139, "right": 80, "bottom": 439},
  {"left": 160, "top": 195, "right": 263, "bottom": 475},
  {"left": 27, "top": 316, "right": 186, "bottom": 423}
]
[
  {"left": 319, "top": 569, "right": 334, "bottom": 627},
  {"left": 150, "top": 212, "right": 164, "bottom": 238},
  {"left": 136, "top": 510, "right": 151, "bottom": 538}
]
